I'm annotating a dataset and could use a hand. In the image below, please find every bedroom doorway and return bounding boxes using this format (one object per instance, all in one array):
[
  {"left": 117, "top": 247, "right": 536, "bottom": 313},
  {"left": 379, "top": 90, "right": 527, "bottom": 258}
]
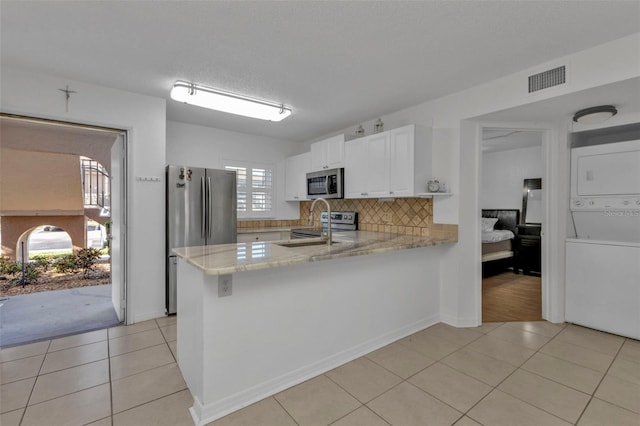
[{"left": 480, "top": 128, "right": 544, "bottom": 322}]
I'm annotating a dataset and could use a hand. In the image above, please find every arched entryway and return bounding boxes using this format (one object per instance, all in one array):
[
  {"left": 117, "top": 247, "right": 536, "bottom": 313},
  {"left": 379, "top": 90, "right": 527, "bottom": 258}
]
[{"left": 6, "top": 217, "right": 84, "bottom": 262}]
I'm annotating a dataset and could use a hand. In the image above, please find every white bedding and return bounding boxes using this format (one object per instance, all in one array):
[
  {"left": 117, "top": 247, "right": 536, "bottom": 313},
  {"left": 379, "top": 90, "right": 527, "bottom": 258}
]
[{"left": 482, "top": 229, "right": 515, "bottom": 243}]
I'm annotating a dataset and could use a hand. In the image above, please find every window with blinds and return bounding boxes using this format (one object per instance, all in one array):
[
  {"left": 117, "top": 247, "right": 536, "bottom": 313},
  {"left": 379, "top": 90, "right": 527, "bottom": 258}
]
[{"left": 224, "top": 162, "right": 274, "bottom": 217}]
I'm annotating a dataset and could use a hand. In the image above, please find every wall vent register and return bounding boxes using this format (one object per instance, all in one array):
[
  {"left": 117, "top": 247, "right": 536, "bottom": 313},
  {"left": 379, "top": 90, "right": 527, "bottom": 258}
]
[{"left": 528, "top": 65, "right": 566, "bottom": 93}]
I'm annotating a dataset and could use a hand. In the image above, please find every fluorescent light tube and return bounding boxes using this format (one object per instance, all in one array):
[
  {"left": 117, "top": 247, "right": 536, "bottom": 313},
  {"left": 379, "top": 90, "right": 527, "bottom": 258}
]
[{"left": 170, "top": 81, "right": 292, "bottom": 122}]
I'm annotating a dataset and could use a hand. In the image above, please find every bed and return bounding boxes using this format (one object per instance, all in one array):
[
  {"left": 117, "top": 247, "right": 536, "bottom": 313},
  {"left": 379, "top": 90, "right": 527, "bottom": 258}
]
[{"left": 481, "top": 209, "right": 520, "bottom": 276}]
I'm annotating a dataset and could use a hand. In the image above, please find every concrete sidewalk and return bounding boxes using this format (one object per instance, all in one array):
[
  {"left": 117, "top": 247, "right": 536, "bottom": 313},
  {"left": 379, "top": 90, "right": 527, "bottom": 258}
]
[{"left": 0, "top": 285, "right": 120, "bottom": 347}]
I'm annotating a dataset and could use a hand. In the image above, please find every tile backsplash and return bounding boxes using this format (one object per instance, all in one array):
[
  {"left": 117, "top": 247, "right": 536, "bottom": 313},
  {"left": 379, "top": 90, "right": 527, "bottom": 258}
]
[
  {"left": 238, "top": 198, "right": 457, "bottom": 240},
  {"left": 301, "top": 198, "right": 436, "bottom": 236}
]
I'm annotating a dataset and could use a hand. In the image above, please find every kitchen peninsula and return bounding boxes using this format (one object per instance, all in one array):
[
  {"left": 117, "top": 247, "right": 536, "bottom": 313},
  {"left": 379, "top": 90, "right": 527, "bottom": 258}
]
[{"left": 174, "top": 230, "right": 456, "bottom": 425}]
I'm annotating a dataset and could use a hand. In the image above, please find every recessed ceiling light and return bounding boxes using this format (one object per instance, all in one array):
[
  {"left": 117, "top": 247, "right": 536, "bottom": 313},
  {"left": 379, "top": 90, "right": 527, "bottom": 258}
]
[
  {"left": 573, "top": 105, "right": 617, "bottom": 124},
  {"left": 170, "top": 81, "right": 292, "bottom": 122}
]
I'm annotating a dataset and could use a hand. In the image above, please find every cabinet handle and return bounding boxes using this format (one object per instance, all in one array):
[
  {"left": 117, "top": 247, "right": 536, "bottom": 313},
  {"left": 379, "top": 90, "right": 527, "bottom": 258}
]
[
  {"left": 293, "top": 196, "right": 299, "bottom": 199},
  {"left": 389, "top": 191, "right": 394, "bottom": 195}
]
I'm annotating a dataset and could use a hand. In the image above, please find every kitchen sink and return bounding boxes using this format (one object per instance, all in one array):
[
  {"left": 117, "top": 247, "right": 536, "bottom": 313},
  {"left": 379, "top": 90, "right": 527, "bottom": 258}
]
[{"left": 275, "top": 238, "right": 340, "bottom": 248}]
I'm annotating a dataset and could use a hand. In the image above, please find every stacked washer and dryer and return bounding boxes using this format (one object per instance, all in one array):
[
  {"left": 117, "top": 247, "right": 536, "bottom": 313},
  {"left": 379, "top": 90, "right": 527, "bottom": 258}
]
[{"left": 566, "top": 134, "right": 640, "bottom": 340}]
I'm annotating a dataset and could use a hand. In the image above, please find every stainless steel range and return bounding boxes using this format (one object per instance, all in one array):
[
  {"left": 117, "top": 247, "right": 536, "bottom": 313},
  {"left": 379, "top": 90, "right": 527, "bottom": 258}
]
[{"left": 291, "top": 211, "right": 358, "bottom": 239}]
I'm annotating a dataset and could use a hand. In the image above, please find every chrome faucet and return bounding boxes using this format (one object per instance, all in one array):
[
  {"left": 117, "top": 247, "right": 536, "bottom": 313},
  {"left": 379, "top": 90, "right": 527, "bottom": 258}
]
[{"left": 309, "top": 198, "right": 332, "bottom": 246}]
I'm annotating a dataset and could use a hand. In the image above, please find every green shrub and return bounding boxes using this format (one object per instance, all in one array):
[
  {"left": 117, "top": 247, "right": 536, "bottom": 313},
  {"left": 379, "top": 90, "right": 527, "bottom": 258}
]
[
  {"left": 0, "top": 256, "right": 21, "bottom": 276},
  {"left": 51, "top": 249, "right": 101, "bottom": 277},
  {"left": 21, "top": 263, "right": 41, "bottom": 284},
  {"left": 31, "top": 255, "right": 53, "bottom": 272},
  {"left": 0, "top": 257, "right": 41, "bottom": 284},
  {"left": 76, "top": 248, "right": 102, "bottom": 277},
  {"left": 53, "top": 254, "right": 81, "bottom": 274}
]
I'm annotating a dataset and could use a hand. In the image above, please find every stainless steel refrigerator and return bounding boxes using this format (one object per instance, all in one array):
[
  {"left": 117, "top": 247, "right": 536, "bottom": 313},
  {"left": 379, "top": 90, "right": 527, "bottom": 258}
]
[{"left": 166, "top": 165, "right": 237, "bottom": 314}]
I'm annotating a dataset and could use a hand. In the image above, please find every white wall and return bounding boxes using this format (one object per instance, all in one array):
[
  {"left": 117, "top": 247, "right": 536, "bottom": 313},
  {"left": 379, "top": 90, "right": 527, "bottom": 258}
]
[
  {"left": 166, "top": 121, "right": 302, "bottom": 219},
  {"left": 481, "top": 145, "right": 543, "bottom": 211},
  {"left": 1, "top": 67, "right": 167, "bottom": 324},
  {"left": 306, "top": 33, "right": 640, "bottom": 326}
]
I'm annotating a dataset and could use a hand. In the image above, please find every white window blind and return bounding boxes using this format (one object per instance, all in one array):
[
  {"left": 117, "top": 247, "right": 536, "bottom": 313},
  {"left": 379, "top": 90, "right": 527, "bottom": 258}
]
[{"left": 224, "top": 162, "right": 274, "bottom": 218}]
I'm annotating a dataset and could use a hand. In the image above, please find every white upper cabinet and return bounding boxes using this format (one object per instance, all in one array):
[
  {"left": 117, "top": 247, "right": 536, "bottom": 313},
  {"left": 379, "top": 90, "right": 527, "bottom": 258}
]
[
  {"left": 389, "top": 125, "right": 431, "bottom": 197},
  {"left": 345, "top": 124, "right": 432, "bottom": 199},
  {"left": 285, "top": 152, "right": 311, "bottom": 201},
  {"left": 310, "top": 134, "right": 346, "bottom": 171},
  {"left": 344, "top": 137, "right": 369, "bottom": 198},
  {"left": 366, "top": 132, "right": 391, "bottom": 198}
]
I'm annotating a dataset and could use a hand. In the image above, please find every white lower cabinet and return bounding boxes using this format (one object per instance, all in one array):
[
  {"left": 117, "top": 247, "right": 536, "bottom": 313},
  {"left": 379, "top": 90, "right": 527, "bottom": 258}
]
[
  {"left": 237, "top": 231, "right": 290, "bottom": 243},
  {"left": 345, "top": 124, "right": 431, "bottom": 198}
]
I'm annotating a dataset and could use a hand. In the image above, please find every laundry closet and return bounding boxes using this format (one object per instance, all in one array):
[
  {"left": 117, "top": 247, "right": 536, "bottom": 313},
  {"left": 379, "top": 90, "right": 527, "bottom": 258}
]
[{"left": 565, "top": 124, "right": 640, "bottom": 339}]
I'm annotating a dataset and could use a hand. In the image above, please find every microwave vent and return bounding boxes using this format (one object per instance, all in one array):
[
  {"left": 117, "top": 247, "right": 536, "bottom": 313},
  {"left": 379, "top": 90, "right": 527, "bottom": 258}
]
[{"left": 528, "top": 66, "right": 566, "bottom": 93}]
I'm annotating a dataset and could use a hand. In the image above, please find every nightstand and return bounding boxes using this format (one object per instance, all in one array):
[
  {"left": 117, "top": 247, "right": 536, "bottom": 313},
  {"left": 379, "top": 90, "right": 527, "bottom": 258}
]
[{"left": 515, "top": 224, "right": 541, "bottom": 275}]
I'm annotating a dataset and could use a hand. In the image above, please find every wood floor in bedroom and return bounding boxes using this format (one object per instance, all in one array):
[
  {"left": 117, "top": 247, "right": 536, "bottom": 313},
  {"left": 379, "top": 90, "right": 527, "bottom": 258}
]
[{"left": 482, "top": 271, "right": 542, "bottom": 322}]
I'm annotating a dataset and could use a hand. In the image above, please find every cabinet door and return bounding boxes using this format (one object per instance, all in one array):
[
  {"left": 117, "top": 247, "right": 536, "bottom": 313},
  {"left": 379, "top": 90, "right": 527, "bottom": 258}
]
[
  {"left": 345, "top": 138, "right": 369, "bottom": 198},
  {"left": 389, "top": 126, "right": 415, "bottom": 196},
  {"left": 285, "top": 152, "right": 310, "bottom": 201},
  {"left": 310, "top": 140, "right": 327, "bottom": 172},
  {"left": 326, "top": 135, "right": 345, "bottom": 168},
  {"left": 311, "top": 135, "right": 345, "bottom": 171},
  {"left": 237, "top": 232, "right": 283, "bottom": 243},
  {"left": 367, "top": 133, "right": 391, "bottom": 197},
  {"left": 237, "top": 233, "right": 256, "bottom": 243}
]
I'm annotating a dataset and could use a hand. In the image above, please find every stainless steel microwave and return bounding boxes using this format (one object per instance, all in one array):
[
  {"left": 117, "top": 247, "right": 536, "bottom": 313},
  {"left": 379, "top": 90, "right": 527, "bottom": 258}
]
[{"left": 306, "top": 168, "right": 344, "bottom": 199}]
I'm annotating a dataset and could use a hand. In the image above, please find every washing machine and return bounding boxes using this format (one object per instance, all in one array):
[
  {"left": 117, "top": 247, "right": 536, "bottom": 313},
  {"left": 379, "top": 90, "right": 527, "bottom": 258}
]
[{"left": 566, "top": 138, "right": 640, "bottom": 339}]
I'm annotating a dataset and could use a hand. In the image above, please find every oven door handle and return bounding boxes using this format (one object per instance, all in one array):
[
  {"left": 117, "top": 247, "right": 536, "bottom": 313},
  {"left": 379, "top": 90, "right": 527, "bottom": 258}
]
[{"left": 324, "top": 176, "right": 330, "bottom": 195}]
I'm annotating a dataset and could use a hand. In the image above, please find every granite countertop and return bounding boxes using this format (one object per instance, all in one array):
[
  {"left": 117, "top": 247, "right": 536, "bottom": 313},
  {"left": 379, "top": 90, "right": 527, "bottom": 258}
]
[{"left": 173, "top": 231, "right": 457, "bottom": 275}]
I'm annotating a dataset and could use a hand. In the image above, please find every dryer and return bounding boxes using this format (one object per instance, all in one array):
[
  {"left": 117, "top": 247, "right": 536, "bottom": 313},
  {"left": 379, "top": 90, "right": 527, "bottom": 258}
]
[{"left": 566, "top": 138, "right": 640, "bottom": 339}]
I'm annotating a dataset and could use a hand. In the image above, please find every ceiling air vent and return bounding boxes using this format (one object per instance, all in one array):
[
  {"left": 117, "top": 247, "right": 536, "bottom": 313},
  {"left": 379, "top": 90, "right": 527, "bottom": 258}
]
[{"left": 528, "top": 66, "right": 566, "bottom": 93}]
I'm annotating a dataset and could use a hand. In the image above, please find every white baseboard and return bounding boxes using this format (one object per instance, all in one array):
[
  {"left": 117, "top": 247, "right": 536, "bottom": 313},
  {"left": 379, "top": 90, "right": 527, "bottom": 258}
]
[
  {"left": 440, "top": 312, "right": 480, "bottom": 328},
  {"left": 191, "top": 314, "right": 439, "bottom": 426}
]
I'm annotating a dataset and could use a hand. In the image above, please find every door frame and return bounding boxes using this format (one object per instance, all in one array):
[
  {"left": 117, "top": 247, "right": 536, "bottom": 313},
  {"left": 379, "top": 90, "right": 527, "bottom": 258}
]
[
  {"left": 478, "top": 125, "right": 547, "bottom": 321},
  {"left": 0, "top": 113, "right": 129, "bottom": 324},
  {"left": 473, "top": 119, "right": 558, "bottom": 323},
  {"left": 111, "top": 131, "right": 128, "bottom": 323}
]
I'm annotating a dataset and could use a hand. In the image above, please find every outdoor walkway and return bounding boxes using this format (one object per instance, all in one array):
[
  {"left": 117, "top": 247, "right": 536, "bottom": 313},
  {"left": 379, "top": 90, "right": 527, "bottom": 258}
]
[{"left": 0, "top": 285, "right": 120, "bottom": 347}]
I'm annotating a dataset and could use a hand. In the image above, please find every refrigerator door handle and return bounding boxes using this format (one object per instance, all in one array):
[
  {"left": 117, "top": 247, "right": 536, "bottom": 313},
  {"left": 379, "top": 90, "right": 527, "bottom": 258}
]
[
  {"left": 201, "top": 176, "right": 206, "bottom": 238},
  {"left": 167, "top": 255, "right": 178, "bottom": 314},
  {"left": 207, "top": 176, "right": 213, "bottom": 239}
]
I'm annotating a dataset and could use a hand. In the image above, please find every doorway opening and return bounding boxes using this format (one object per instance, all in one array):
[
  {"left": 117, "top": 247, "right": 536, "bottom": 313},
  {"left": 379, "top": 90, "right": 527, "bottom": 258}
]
[
  {"left": 0, "top": 115, "right": 127, "bottom": 347},
  {"left": 480, "top": 128, "right": 544, "bottom": 322}
]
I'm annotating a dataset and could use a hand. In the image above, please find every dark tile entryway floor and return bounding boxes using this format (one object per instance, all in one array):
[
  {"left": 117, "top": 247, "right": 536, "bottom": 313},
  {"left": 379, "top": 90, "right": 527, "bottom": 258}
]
[{"left": 0, "top": 285, "right": 119, "bottom": 348}]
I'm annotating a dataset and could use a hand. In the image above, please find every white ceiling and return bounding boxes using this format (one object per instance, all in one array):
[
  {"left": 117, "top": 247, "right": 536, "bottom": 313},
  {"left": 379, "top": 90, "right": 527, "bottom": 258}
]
[{"left": 1, "top": 1, "right": 639, "bottom": 142}]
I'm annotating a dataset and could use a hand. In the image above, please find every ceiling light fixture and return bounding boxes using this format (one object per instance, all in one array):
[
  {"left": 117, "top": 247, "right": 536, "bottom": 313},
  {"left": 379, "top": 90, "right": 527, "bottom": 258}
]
[
  {"left": 572, "top": 105, "right": 617, "bottom": 124},
  {"left": 170, "top": 81, "right": 292, "bottom": 122}
]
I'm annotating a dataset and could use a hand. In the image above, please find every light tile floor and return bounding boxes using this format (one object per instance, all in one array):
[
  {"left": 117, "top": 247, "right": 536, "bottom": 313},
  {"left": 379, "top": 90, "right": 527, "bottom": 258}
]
[{"left": 1, "top": 319, "right": 638, "bottom": 426}]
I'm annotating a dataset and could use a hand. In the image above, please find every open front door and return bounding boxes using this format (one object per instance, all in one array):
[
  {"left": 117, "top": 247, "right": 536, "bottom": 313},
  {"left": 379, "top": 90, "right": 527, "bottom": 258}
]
[{"left": 110, "top": 133, "right": 127, "bottom": 323}]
